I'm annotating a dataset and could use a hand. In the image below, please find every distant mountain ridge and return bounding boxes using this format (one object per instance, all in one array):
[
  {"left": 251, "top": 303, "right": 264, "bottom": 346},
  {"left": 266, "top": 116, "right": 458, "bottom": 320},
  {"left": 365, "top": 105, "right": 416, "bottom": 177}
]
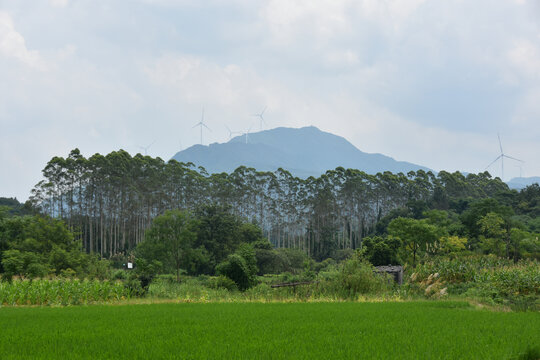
[
  {"left": 171, "top": 126, "right": 431, "bottom": 177},
  {"left": 506, "top": 177, "right": 540, "bottom": 190}
]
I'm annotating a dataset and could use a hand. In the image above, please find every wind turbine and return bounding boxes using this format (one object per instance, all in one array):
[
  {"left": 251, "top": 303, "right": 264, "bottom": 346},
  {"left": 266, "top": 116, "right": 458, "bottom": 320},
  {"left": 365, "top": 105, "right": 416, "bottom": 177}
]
[
  {"left": 225, "top": 125, "right": 241, "bottom": 140},
  {"left": 241, "top": 125, "right": 253, "bottom": 144},
  {"left": 252, "top": 106, "right": 267, "bottom": 131},
  {"left": 515, "top": 164, "right": 523, "bottom": 178},
  {"left": 138, "top": 140, "right": 156, "bottom": 156},
  {"left": 193, "top": 108, "right": 211, "bottom": 145},
  {"left": 485, "top": 133, "right": 523, "bottom": 182}
]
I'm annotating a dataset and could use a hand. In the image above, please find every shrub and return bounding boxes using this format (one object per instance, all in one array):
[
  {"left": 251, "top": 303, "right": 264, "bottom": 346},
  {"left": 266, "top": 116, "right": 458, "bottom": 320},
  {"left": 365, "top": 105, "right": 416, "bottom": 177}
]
[
  {"left": 362, "top": 236, "right": 402, "bottom": 266},
  {"left": 276, "top": 248, "right": 308, "bottom": 273},
  {"left": 410, "top": 255, "right": 540, "bottom": 310},
  {"left": 315, "top": 253, "right": 391, "bottom": 299},
  {"left": 216, "top": 254, "right": 256, "bottom": 291},
  {"left": 207, "top": 275, "right": 238, "bottom": 291},
  {"left": 111, "top": 269, "right": 127, "bottom": 280},
  {"left": 146, "top": 277, "right": 233, "bottom": 301}
]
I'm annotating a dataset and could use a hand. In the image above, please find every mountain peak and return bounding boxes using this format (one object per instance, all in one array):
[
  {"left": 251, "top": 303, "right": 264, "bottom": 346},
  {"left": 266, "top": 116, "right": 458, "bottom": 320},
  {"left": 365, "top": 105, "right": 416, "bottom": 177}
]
[{"left": 172, "top": 126, "right": 430, "bottom": 177}]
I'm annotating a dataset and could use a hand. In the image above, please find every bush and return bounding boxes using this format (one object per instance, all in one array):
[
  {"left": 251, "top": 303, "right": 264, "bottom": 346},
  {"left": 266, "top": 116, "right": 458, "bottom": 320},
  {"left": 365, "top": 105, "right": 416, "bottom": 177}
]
[
  {"left": 330, "top": 249, "right": 355, "bottom": 262},
  {"left": 254, "top": 248, "right": 285, "bottom": 275},
  {"left": 216, "top": 254, "right": 256, "bottom": 291},
  {"left": 315, "top": 253, "right": 391, "bottom": 299},
  {"left": 111, "top": 270, "right": 127, "bottom": 280},
  {"left": 312, "top": 258, "right": 336, "bottom": 273},
  {"left": 155, "top": 274, "right": 182, "bottom": 284},
  {"left": 146, "top": 277, "right": 233, "bottom": 301},
  {"left": 207, "top": 275, "right": 238, "bottom": 291},
  {"left": 363, "top": 236, "right": 402, "bottom": 266},
  {"left": 276, "top": 248, "right": 308, "bottom": 273},
  {"left": 78, "top": 256, "right": 111, "bottom": 280},
  {"left": 410, "top": 255, "right": 540, "bottom": 310},
  {"left": 124, "top": 275, "right": 144, "bottom": 297}
]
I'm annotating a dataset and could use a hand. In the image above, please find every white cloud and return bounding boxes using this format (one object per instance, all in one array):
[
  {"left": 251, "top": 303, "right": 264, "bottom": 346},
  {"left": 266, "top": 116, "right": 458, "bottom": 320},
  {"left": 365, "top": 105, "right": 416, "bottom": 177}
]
[
  {"left": 262, "top": 0, "right": 352, "bottom": 45},
  {"left": 323, "top": 50, "right": 359, "bottom": 68},
  {"left": 1, "top": 0, "right": 540, "bottom": 201},
  {"left": 145, "top": 54, "right": 272, "bottom": 107},
  {"left": 0, "top": 11, "right": 45, "bottom": 70},
  {"left": 507, "top": 39, "right": 540, "bottom": 80},
  {"left": 49, "top": 0, "right": 69, "bottom": 8}
]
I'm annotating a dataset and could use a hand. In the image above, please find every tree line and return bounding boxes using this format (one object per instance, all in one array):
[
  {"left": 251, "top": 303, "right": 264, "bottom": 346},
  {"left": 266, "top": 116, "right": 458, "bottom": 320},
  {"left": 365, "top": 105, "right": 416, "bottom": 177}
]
[{"left": 28, "top": 148, "right": 538, "bottom": 261}]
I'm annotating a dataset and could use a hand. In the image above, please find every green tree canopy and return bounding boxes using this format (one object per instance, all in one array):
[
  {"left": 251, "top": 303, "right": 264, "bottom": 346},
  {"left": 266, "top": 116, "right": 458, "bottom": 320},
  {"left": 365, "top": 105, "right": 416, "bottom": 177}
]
[
  {"left": 137, "top": 210, "right": 199, "bottom": 281},
  {"left": 362, "top": 235, "right": 402, "bottom": 266},
  {"left": 0, "top": 214, "right": 84, "bottom": 278},
  {"left": 388, "top": 217, "right": 440, "bottom": 265}
]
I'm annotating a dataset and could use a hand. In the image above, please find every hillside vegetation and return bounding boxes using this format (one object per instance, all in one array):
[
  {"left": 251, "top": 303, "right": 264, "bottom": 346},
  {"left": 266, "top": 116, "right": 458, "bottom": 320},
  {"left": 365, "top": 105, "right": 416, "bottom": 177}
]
[{"left": 1, "top": 150, "right": 539, "bottom": 310}]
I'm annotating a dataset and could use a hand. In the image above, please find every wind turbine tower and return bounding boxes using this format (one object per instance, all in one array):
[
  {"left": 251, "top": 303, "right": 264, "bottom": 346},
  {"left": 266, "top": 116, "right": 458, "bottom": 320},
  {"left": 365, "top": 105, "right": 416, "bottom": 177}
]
[
  {"left": 138, "top": 140, "right": 156, "bottom": 156},
  {"left": 485, "top": 133, "right": 523, "bottom": 182},
  {"left": 515, "top": 164, "right": 523, "bottom": 178},
  {"left": 193, "top": 108, "right": 211, "bottom": 145},
  {"left": 252, "top": 106, "right": 267, "bottom": 131},
  {"left": 242, "top": 125, "right": 252, "bottom": 144}
]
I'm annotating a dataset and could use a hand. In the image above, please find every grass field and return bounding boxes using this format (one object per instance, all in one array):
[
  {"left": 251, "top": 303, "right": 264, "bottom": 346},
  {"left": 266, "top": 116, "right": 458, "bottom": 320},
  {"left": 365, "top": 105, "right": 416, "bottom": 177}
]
[{"left": 0, "top": 302, "right": 538, "bottom": 359}]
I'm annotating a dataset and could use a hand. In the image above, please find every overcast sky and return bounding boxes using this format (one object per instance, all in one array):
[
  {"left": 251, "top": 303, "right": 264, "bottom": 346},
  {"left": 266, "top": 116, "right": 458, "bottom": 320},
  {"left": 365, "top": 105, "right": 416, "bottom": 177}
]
[{"left": 1, "top": 0, "right": 540, "bottom": 201}]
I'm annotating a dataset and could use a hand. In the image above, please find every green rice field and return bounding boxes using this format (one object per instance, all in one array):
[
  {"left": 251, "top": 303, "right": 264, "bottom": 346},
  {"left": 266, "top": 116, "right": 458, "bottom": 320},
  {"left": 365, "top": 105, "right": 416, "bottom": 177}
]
[{"left": 0, "top": 302, "right": 538, "bottom": 359}]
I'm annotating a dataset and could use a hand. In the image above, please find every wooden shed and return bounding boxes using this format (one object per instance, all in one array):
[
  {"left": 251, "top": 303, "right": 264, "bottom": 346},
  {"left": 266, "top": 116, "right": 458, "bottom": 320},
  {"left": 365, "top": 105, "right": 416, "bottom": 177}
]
[{"left": 375, "top": 265, "right": 403, "bottom": 285}]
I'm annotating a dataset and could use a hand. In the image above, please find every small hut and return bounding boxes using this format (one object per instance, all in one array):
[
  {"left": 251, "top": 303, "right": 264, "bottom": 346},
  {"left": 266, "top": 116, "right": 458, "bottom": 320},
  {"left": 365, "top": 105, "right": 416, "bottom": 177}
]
[{"left": 375, "top": 265, "right": 403, "bottom": 285}]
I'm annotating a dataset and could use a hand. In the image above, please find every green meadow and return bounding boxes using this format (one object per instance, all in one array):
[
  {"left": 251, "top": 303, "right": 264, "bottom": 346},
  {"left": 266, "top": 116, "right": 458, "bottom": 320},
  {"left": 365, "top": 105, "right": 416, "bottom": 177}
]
[{"left": 1, "top": 302, "right": 538, "bottom": 359}]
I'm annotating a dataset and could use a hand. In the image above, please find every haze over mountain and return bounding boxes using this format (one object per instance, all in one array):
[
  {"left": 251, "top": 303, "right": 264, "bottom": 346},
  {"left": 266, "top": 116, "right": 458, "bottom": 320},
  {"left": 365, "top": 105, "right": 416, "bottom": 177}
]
[
  {"left": 171, "top": 126, "right": 431, "bottom": 177},
  {"left": 506, "top": 177, "right": 540, "bottom": 190}
]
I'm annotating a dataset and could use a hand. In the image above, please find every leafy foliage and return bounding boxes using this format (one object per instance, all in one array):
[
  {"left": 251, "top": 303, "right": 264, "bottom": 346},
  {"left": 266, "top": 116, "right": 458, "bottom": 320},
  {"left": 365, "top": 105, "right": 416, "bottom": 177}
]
[
  {"left": 0, "top": 278, "right": 130, "bottom": 306},
  {"left": 0, "top": 215, "right": 96, "bottom": 279},
  {"left": 410, "top": 255, "right": 540, "bottom": 310},
  {"left": 362, "top": 235, "right": 402, "bottom": 266},
  {"left": 216, "top": 244, "right": 258, "bottom": 291},
  {"left": 28, "top": 149, "right": 532, "bottom": 262},
  {"left": 388, "top": 217, "right": 440, "bottom": 265},
  {"left": 136, "top": 210, "right": 199, "bottom": 281}
]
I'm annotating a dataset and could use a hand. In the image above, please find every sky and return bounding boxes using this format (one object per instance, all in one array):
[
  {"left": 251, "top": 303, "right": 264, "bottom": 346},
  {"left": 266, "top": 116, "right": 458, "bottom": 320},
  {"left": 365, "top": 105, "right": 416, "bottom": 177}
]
[{"left": 1, "top": 0, "right": 540, "bottom": 201}]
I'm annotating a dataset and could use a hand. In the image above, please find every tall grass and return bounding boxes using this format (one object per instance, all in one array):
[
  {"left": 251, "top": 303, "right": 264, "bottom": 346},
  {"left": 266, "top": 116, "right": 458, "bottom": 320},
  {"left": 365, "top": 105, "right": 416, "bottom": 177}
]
[
  {"left": 146, "top": 267, "right": 394, "bottom": 303},
  {"left": 410, "top": 256, "right": 540, "bottom": 310},
  {"left": 0, "top": 278, "right": 131, "bottom": 306},
  {"left": 411, "top": 255, "right": 518, "bottom": 283}
]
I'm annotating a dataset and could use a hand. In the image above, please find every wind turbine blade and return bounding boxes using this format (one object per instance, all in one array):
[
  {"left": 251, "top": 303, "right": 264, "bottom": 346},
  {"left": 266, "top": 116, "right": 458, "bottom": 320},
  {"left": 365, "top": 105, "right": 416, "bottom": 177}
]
[
  {"left": 193, "top": 123, "right": 200, "bottom": 128},
  {"left": 498, "top": 133, "right": 503, "bottom": 155},
  {"left": 148, "top": 140, "right": 156, "bottom": 148},
  {"left": 201, "top": 108, "right": 205, "bottom": 122},
  {"left": 485, "top": 155, "right": 502, "bottom": 170},
  {"left": 261, "top": 106, "right": 267, "bottom": 115},
  {"left": 503, "top": 155, "right": 524, "bottom": 163},
  {"left": 203, "top": 123, "right": 212, "bottom": 131}
]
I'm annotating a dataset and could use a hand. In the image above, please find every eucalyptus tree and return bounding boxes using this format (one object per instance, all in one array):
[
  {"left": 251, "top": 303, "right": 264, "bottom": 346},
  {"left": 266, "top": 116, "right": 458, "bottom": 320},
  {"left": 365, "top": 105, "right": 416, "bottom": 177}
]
[
  {"left": 29, "top": 148, "right": 519, "bottom": 262},
  {"left": 137, "top": 209, "right": 198, "bottom": 282}
]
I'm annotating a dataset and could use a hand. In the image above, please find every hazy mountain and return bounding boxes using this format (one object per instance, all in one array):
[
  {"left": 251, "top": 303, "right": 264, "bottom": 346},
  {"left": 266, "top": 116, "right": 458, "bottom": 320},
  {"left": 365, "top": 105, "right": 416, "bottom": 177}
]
[
  {"left": 171, "top": 126, "right": 431, "bottom": 177},
  {"left": 506, "top": 177, "right": 540, "bottom": 190}
]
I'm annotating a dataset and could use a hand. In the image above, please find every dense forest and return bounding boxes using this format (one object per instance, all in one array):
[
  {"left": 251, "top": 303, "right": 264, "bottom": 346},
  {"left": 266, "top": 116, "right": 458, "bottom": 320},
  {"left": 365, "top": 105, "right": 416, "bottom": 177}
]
[{"left": 26, "top": 149, "right": 539, "bottom": 263}]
